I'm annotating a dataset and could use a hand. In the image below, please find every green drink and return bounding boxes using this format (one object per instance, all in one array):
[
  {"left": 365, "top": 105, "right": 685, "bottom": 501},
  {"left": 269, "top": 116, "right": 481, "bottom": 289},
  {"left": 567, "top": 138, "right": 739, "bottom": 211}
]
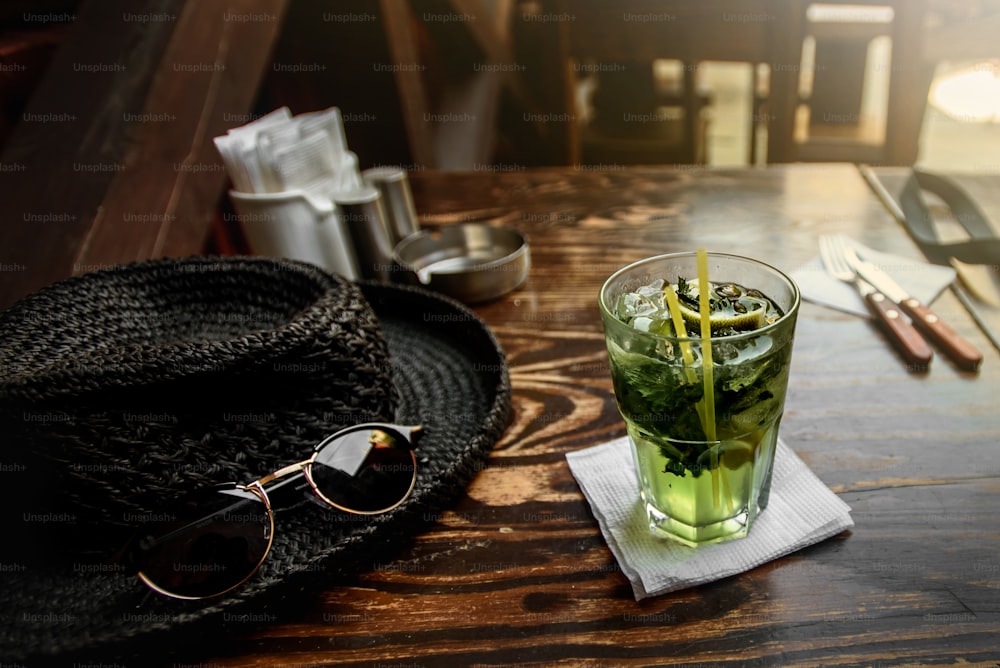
[{"left": 599, "top": 252, "right": 799, "bottom": 546}]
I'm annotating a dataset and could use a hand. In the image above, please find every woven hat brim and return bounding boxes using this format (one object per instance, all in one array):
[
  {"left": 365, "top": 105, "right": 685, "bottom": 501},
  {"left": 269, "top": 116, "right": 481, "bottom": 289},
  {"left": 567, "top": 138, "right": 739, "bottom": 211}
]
[{"left": 1, "top": 281, "right": 511, "bottom": 662}]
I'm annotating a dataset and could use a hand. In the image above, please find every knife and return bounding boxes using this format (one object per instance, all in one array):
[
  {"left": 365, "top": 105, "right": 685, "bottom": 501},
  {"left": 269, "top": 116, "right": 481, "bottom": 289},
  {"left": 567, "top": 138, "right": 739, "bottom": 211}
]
[
  {"left": 854, "top": 278, "right": 934, "bottom": 370},
  {"left": 852, "top": 252, "right": 983, "bottom": 372},
  {"left": 821, "top": 234, "right": 933, "bottom": 370}
]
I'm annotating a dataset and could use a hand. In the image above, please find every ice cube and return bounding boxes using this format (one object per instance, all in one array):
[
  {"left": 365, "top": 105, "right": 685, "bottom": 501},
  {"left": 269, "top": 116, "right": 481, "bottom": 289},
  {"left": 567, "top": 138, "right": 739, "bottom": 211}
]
[
  {"left": 632, "top": 316, "right": 654, "bottom": 332},
  {"left": 712, "top": 340, "right": 741, "bottom": 363},
  {"left": 634, "top": 299, "right": 657, "bottom": 317},
  {"left": 636, "top": 279, "right": 664, "bottom": 298},
  {"left": 616, "top": 293, "right": 640, "bottom": 319}
]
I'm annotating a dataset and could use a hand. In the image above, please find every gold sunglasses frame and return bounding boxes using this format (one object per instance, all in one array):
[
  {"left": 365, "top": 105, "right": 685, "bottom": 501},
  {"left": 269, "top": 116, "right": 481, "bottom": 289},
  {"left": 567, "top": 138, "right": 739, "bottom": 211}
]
[{"left": 137, "top": 422, "right": 422, "bottom": 600}]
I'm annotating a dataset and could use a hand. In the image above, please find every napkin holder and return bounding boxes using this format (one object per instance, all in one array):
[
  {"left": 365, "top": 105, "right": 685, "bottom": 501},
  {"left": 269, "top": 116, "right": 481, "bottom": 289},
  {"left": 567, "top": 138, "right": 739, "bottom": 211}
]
[{"left": 229, "top": 189, "right": 359, "bottom": 280}]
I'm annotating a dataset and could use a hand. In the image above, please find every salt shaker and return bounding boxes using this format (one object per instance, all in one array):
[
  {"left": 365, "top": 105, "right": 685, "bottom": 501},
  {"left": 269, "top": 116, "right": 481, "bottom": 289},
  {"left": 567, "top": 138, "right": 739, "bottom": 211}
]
[{"left": 362, "top": 167, "right": 420, "bottom": 246}]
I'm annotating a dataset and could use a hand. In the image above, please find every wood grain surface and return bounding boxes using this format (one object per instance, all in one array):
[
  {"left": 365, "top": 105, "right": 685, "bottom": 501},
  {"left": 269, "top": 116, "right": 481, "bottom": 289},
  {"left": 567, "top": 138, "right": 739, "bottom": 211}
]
[
  {"left": 167, "top": 164, "right": 999, "bottom": 667},
  {"left": 0, "top": 163, "right": 981, "bottom": 666}
]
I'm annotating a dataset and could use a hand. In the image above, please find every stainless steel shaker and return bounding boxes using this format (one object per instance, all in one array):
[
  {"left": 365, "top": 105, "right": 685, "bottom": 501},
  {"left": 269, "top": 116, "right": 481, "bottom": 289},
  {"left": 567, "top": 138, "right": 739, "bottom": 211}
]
[
  {"left": 334, "top": 187, "right": 394, "bottom": 281},
  {"left": 362, "top": 167, "right": 420, "bottom": 246}
]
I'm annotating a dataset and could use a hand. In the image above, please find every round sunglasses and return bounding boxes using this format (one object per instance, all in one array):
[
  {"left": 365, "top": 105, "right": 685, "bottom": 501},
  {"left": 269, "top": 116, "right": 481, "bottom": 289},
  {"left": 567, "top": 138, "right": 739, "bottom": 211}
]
[{"left": 128, "top": 422, "right": 421, "bottom": 599}]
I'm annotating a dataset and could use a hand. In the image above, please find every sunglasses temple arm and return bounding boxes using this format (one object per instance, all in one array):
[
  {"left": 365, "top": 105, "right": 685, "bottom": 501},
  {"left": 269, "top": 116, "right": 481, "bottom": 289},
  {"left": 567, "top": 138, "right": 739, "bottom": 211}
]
[
  {"left": 253, "top": 460, "right": 309, "bottom": 487},
  {"left": 133, "top": 587, "right": 154, "bottom": 609}
]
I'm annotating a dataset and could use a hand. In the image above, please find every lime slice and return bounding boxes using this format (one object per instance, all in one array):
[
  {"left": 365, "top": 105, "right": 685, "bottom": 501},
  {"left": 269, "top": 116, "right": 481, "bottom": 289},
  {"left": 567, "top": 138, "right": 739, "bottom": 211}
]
[{"left": 672, "top": 296, "right": 765, "bottom": 332}]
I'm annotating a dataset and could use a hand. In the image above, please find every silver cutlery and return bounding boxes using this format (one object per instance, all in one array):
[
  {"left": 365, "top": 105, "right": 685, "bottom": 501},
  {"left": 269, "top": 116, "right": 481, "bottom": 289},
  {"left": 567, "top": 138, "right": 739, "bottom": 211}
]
[
  {"left": 819, "top": 235, "right": 933, "bottom": 370},
  {"left": 846, "top": 239, "right": 983, "bottom": 372}
]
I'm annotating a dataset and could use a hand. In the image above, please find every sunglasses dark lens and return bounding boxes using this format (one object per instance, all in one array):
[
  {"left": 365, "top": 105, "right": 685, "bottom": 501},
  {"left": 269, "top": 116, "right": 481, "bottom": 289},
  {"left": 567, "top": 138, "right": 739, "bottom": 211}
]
[
  {"left": 133, "top": 486, "right": 273, "bottom": 599},
  {"left": 309, "top": 428, "right": 416, "bottom": 513}
]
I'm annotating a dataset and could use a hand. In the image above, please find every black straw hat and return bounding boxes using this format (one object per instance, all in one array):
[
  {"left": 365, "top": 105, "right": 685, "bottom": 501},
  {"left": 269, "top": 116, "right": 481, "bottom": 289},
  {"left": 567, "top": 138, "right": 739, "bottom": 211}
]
[{"left": 0, "top": 256, "right": 511, "bottom": 662}]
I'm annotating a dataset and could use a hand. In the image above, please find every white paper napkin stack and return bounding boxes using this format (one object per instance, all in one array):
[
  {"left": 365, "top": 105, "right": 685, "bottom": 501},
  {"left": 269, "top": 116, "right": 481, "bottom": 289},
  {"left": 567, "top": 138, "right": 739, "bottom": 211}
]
[
  {"left": 213, "top": 106, "right": 363, "bottom": 205},
  {"left": 566, "top": 436, "right": 853, "bottom": 600}
]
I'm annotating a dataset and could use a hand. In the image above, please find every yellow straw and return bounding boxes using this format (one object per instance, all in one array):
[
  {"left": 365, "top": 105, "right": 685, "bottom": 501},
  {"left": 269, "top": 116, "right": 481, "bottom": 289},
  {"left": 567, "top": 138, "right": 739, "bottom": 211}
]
[
  {"left": 695, "top": 249, "right": 717, "bottom": 442},
  {"left": 666, "top": 252, "right": 731, "bottom": 510},
  {"left": 664, "top": 284, "right": 712, "bottom": 438},
  {"left": 664, "top": 286, "right": 696, "bottom": 379},
  {"left": 697, "top": 249, "right": 730, "bottom": 509}
]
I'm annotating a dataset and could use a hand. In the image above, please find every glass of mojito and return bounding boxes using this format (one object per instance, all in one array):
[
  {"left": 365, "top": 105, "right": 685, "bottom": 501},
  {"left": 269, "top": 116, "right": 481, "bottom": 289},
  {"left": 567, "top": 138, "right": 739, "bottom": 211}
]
[{"left": 599, "top": 252, "right": 800, "bottom": 546}]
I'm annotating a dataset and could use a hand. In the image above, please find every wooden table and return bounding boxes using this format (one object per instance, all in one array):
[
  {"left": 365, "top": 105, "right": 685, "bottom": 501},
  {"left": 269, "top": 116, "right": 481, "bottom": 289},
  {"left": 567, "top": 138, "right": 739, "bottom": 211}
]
[
  {"left": 166, "top": 164, "right": 996, "bottom": 666},
  {"left": 6, "top": 164, "right": 997, "bottom": 665}
]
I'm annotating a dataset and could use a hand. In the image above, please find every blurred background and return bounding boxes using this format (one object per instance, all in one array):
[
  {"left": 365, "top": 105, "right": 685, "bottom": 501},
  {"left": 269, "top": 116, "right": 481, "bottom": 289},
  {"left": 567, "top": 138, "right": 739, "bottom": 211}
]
[
  {"left": 2, "top": 0, "right": 998, "bottom": 171},
  {"left": 2, "top": 0, "right": 999, "bottom": 309}
]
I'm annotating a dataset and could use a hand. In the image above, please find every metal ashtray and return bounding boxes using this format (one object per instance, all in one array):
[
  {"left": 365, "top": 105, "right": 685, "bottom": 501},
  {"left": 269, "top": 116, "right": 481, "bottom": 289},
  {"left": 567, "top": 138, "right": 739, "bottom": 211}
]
[{"left": 393, "top": 224, "right": 530, "bottom": 304}]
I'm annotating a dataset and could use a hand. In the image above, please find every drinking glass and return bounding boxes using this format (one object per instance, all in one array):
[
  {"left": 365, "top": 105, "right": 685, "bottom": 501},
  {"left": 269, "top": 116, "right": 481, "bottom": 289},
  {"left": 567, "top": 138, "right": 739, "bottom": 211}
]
[{"left": 599, "top": 252, "right": 799, "bottom": 546}]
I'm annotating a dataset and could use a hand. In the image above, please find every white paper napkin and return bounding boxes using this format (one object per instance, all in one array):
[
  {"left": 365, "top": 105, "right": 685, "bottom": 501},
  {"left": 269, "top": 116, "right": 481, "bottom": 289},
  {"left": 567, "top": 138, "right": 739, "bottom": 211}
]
[
  {"left": 214, "top": 106, "right": 362, "bottom": 199},
  {"left": 791, "top": 239, "right": 955, "bottom": 317},
  {"left": 566, "top": 436, "right": 853, "bottom": 600}
]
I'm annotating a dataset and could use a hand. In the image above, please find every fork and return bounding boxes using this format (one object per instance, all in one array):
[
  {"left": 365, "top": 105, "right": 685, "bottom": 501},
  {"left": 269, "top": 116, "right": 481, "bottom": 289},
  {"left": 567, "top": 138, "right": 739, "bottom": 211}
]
[{"left": 819, "top": 235, "right": 933, "bottom": 369}]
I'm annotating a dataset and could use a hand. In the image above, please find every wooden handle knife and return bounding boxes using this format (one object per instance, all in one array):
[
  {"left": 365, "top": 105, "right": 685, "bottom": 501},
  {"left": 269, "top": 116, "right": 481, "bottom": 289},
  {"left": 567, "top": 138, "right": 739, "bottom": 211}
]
[{"left": 896, "top": 297, "right": 983, "bottom": 372}]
